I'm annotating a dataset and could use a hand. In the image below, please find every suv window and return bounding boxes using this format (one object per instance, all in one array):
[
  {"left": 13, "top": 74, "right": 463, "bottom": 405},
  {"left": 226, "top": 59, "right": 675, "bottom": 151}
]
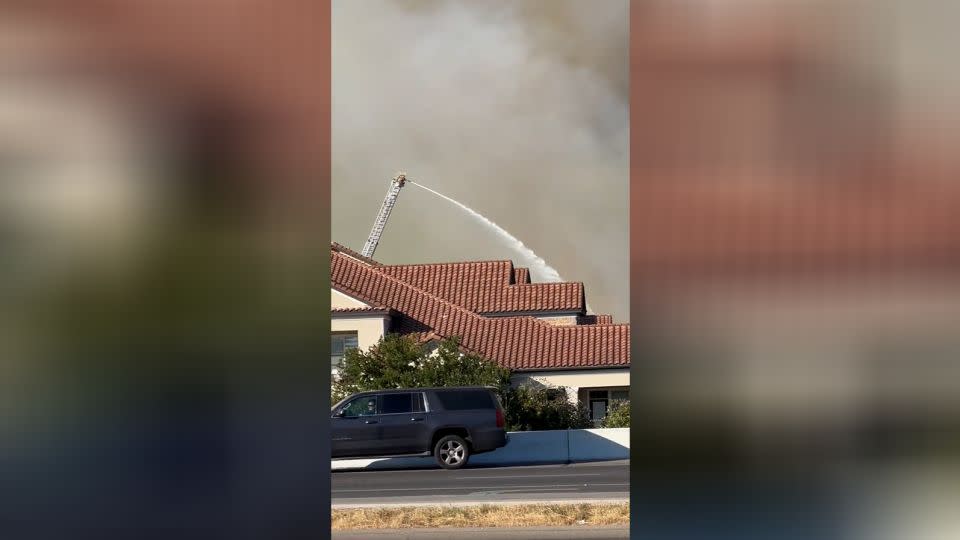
[
  {"left": 380, "top": 393, "right": 414, "bottom": 415},
  {"left": 340, "top": 395, "right": 378, "bottom": 417},
  {"left": 433, "top": 389, "right": 494, "bottom": 410}
]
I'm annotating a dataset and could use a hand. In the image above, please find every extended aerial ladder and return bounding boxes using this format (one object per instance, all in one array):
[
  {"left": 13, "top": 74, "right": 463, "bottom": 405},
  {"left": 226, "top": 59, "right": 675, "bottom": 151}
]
[{"left": 360, "top": 173, "right": 407, "bottom": 258}]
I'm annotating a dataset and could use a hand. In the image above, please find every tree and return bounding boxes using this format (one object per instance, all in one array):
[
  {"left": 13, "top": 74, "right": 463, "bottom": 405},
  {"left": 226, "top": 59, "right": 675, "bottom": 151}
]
[
  {"left": 501, "top": 385, "right": 592, "bottom": 431},
  {"left": 332, "top": 333, "right": 593, "bottom": 431},
  {"left": 332, "top": 334, "right": 510, "bottom": 403},
  {"left": 601, "top": 399, "right": 630, "bottom": 428}
]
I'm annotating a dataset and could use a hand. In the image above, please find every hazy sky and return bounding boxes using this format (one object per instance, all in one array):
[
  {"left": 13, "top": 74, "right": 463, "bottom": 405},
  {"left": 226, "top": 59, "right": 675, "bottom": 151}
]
[{"left": 332, "top": 0, "right": 629, "bottom": 322}]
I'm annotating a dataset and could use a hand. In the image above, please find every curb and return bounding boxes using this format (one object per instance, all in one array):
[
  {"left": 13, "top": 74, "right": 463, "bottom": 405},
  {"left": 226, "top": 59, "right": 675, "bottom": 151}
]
[
  {"left": 332, "top": 457, "right": 627, "bottom": 472},
  {"left": 332, "top": 498, "right": 630, "bottom": 509}
]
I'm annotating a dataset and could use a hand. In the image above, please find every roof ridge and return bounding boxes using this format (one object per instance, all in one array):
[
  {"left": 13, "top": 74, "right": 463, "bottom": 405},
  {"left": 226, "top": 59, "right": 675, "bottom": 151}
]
[
  {"left": 378, "top": 261, "right": 585, "bottom": 312},
  {"left": 333, "top": 251, "right": 561, "bottom": 331},
  {"left": 330, "top": 242, "right": 381, "bottom": 266},
  {"left": 508, "top": 281, "right": 584, "bottom": 288},
  {"left": 491, "top": 316, "right": 626, "bottom": 328},
  {"left": 382, "top": 260, "right": 514, "bottom": 268},
  {"left": 332, "top": 254, "right": 612, "bottom": 339}
]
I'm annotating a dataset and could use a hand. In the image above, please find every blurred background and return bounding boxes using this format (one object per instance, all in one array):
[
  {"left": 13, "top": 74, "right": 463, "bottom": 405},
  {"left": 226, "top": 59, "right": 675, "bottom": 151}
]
[
  {"left": 4, "top": 0, "right": 960, "bottom": 538},
  {"left": 0, "top": 1, "right": 330, "bottom": 538},
  {"left": 629, "top": 1, "right": 960, "bottom": 538}
]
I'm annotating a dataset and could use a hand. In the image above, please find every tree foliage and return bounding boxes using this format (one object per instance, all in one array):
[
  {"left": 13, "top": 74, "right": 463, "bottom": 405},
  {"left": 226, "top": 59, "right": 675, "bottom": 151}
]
[
  {"left": 332, "top": 334, "right": 511, "bottom": 403},
  {"left": 601, "top": 399, "right": 630, "bottom": 428},
  {"left": 332, "top": 333, "right": 592, "bottom": 431},
  {"left": 501, "top": 385, "right": 592, "bottom": 432}
]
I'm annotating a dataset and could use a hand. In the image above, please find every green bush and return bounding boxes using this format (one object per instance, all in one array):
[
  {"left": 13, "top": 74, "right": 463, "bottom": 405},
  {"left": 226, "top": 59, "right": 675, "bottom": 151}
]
[
  {"left": 501, "top": 385, "right": 592, "bottom": 432},
  {"left": 601, "top": 399, "right": 630, "bottom": 428}
]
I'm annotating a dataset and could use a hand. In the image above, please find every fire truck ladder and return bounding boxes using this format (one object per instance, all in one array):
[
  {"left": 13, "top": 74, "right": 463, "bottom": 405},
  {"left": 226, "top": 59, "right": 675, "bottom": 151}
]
[{"left": 360, "top": 173, "right": 407, "bottom": 258}]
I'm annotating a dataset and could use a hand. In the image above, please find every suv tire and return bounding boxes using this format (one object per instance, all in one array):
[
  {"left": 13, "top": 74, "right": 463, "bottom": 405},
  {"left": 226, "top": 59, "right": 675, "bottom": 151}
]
[{"left": 434, "top": 434, "right": 470, "bottom": 470}]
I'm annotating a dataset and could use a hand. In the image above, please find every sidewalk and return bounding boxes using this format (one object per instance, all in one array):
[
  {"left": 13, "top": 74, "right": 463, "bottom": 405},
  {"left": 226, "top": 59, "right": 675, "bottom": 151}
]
[{"left": 332, "top": 428, "right": 629, "bottom": 471}]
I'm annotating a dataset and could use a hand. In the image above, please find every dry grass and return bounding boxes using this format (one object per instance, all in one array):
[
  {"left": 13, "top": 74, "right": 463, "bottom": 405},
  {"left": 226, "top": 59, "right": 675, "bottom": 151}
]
[{"left": 331, "top": 502, "right": 630, "bottom": 530}]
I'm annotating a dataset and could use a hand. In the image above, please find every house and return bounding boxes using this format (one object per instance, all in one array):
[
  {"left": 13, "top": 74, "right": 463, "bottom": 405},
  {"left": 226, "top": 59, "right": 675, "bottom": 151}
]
[{"left": 330, "top": 242, "right": 629, "bottom": 425}]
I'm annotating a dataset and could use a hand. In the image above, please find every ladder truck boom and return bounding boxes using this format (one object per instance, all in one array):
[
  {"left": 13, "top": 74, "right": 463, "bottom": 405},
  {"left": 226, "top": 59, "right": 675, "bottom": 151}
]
[{"left": 360, "top": 173, "right": 406, "bottom": 258}]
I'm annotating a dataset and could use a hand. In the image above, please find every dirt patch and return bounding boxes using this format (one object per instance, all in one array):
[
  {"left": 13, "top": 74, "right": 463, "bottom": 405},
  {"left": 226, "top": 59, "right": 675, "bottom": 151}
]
[{"left": 332, "top": 502, "right": 630, "bottom": 530}]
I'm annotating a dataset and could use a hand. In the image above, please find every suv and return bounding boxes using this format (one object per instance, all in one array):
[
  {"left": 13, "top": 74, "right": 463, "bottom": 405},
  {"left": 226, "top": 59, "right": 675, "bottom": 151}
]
[{"left": 331, "top": 386, "right": 507, "bottom": 469}]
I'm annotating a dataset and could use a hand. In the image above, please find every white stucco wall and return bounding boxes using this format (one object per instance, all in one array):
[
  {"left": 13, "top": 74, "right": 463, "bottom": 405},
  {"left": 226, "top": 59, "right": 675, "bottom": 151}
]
[
  {"left": 332, "top": 289, "right": 370, "bottom": 309},
  {"left": 486, "top": 312, "right": 582, "bottom": 326},
  {"left": 512, "top": 368, "right": 631, "bottom": 403},
  {"left": 331, "top": 316, "right": 388, "bottom": 352},
  {"left": 537, "top": 315, "right": 580, "bottom": 326}
]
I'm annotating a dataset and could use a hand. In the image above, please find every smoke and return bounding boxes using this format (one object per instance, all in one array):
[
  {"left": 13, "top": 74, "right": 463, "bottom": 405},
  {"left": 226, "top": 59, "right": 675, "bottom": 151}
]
[{"left": 331, "top": 0, "right": 628, "bottom": 322}]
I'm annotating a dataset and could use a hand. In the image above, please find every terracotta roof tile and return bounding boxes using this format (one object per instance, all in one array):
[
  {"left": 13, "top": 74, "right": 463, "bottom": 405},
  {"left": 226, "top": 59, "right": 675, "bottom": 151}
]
[
  {"left": 331, "top": 249, "right": 628, "bottom": 370},
  {"left": 331, "top": 306, "right": 393, "bottom": 316},
  {"left": 379, "top": 261, "right": 584, "bottom": 314}
]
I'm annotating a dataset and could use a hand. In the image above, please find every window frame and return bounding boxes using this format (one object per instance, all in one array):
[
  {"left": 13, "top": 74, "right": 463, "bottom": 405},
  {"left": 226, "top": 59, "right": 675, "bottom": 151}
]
[{"left": 330, "top": 331, "right": 359, "bottom": 370}]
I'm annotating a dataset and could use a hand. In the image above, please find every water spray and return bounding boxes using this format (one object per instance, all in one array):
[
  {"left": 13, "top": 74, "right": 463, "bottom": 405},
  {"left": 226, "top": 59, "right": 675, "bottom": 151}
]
[{"left": 407, "top": 180, "right": 565, "bottom": 284}]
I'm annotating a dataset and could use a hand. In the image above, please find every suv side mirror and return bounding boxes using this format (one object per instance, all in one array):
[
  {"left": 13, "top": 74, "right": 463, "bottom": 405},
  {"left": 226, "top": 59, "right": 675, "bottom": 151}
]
[{"left": 333, "top": 409, "right": 346, "bottom": 418}]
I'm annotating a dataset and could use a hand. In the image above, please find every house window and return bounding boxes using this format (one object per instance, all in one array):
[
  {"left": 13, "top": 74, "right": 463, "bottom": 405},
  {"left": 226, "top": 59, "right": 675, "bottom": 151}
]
[
  {"left": 331, "top": 332, "right": 359, "bottom": 370},
  {"left": 586, "top": 388, "right": 629, "bottom": 426},
  {"left": 588, "top": 390, "right": 609, "bottom": 425}
]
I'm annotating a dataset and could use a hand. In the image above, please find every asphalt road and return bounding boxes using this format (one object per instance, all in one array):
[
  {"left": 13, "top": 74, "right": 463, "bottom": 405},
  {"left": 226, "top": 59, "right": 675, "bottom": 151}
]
[{"left": 331, "top": 460, "right": 629, "bottom": 507}]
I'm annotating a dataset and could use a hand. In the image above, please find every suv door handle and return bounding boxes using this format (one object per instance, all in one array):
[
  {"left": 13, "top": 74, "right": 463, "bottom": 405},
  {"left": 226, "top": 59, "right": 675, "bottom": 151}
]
[
  {"left": 410, "top": 417, "right": 424, "bottom": 422},
  {"left": 364, "top": 420, "right": 378, "bottom": 424}
]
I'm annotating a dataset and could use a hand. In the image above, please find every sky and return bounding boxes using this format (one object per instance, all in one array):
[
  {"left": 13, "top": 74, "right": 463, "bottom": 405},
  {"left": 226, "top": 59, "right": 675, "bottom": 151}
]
[{"left": 331, "top": 0, "right": 629, "bottom": 322}]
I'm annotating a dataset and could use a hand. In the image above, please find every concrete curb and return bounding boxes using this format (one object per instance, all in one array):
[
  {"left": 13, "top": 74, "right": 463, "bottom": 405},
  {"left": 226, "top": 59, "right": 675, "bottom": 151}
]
[{"left": 332, "top": 498, "right": 630, "bottom": 509}]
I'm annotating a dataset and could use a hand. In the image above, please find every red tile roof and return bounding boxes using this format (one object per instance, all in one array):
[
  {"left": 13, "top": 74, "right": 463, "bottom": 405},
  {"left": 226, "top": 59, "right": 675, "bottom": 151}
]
[
  {"left": 514, "top": 267, "right": 531, "bottom": 284},
  {"left": 331, "top": 306, "right": 394, "bottom": 316},
  {"left": 378, "top": 261, "right": 584, "bottom": 314},
  {"left": 330, "top": 248, "right": 629, "bottom": 370}
]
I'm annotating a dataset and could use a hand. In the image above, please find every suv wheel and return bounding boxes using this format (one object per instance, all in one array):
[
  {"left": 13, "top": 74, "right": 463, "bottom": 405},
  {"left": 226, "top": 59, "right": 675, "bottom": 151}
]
[{"left": 434, "top": 435, "right": 469, "bottom": 469}]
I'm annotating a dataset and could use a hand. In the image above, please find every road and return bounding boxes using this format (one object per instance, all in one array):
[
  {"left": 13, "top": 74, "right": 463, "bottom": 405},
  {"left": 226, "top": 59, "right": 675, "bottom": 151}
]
[{"left": 331, "top": 460, "right": 629, "bottom": 507}]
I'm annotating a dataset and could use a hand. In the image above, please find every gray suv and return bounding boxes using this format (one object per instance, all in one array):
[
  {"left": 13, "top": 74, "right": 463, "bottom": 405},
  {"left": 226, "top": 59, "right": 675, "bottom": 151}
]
[{"left": 331, "top": 386, "right": 508, "bottom": 469}]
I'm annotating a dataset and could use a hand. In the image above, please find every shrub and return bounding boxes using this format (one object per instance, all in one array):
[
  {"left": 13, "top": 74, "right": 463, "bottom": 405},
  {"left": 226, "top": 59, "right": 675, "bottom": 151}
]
[
  {"left": 332, "top": 334, "right": 510, "bottom": 403},
  {"left": 501, "top": 384, "right": 592, "bottom": 431},
  {"left": 601, "top": 399, "right": 630, "bottom": 428}
]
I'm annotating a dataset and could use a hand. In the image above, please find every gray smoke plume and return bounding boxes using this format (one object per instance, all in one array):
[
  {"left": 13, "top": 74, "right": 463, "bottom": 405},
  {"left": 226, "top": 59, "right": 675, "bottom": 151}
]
[{"left": 332, "top": 0, "right": 629, "bottom": 322}]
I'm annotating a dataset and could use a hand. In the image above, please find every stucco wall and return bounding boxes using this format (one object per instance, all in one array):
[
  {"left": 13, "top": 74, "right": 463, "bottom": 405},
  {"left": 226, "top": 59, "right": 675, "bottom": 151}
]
[
  {"left": 512, "top": 368, "right": 630, "bottom": 402},
  {"left": 331, "top": 316, "right": 387, "bottom": 352},
  {"left": 331, "top": 289, "right": 369, "bottom": 309},
  {"left": 537, "top": 315, "right": 579, "bottom": 326}
]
